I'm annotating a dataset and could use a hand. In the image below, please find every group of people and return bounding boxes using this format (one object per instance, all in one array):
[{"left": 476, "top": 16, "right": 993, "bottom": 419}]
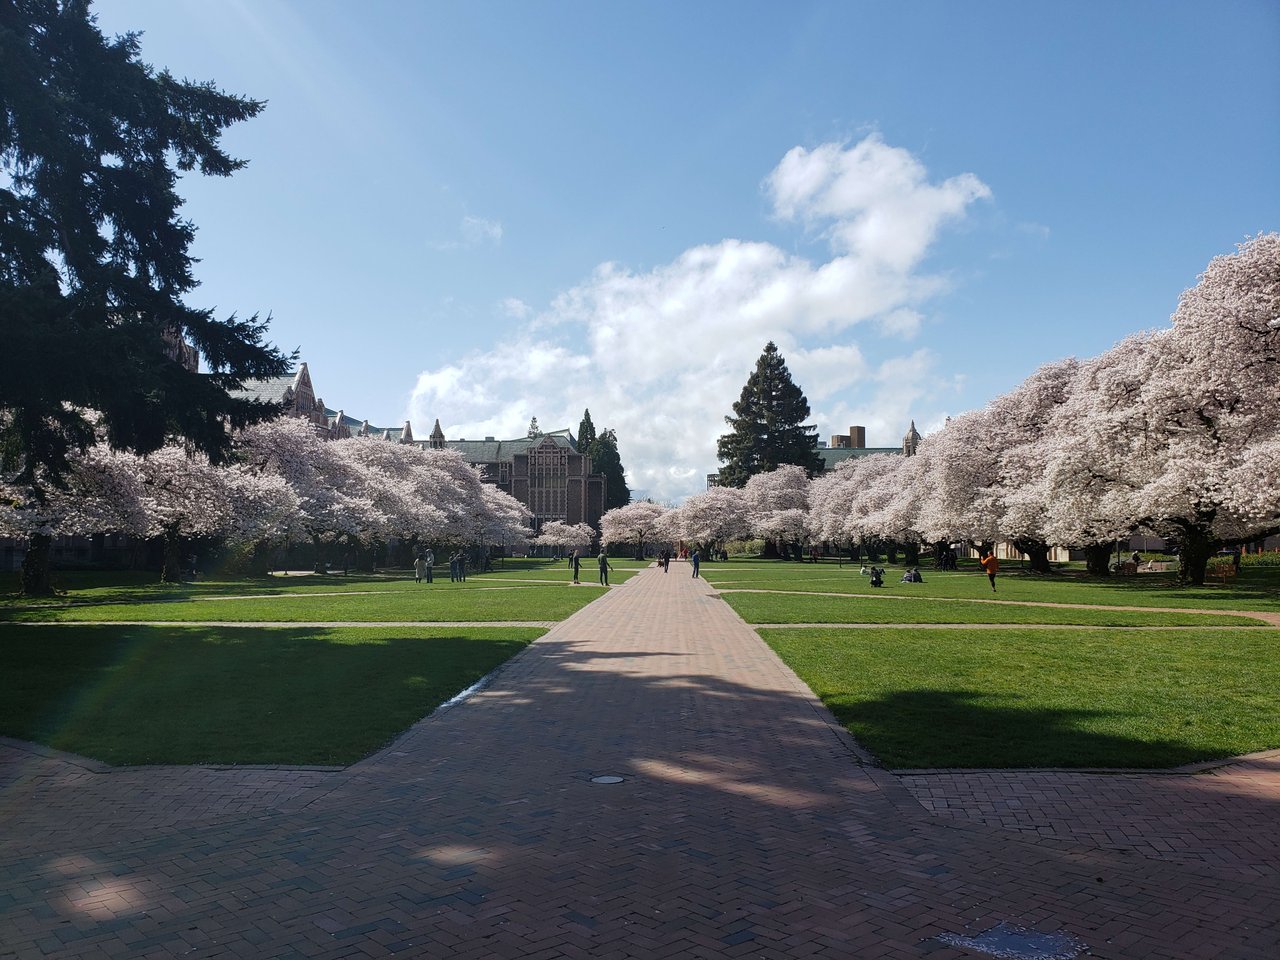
[
  {"left": 411, "top": 549, "right": 473, "bottom": 584},
  {"left": 855, "top": 552, "right": 999, "bottom": 591},
  {"left": 412, "top": 550, "right": 434, "bottom": 583},
  {"left": 568, "top": 549, "right": 615, "bottom": 585}
]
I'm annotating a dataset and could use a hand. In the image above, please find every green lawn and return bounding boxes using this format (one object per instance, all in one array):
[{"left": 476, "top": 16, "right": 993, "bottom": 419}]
[
  {"left": 1, "top": 624, "right": 542, "bottom": 765},
  {"left": 761, "top": 627, "right": 1280, "bottom": 769},
  {"left": 1, "top": 582, "right": 613, "bottom": 623},
  {"left": 704, "top": 559, "right": 1280, "bottom": 612},
  {"left": 0, "top": 560, "right": 641, "bottom": 609},
  {"left": 723, "top": 591, "right": 1263, "bottom": 626}
]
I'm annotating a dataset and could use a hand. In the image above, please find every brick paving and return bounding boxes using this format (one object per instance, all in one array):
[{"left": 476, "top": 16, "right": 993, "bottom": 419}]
[{"left": 2, "top": 568, "right": 1278, "bottom": 958}]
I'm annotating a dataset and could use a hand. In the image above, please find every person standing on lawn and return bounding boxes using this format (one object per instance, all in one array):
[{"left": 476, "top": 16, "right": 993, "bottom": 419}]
[
  {"left": 598, "top": 550, "right": 613, "bottom": 586},
  {"left": 413, "top": 555, "right": 427, "bottom": 584},
  {"left": 571, "top": 549, "right": 581, "bottom": 584},
  {"left": 979, "top": 551, "right": 999, "bottom": 592},
  {"left": 423, "top": 548, "right": 434, "bottom": 583}
]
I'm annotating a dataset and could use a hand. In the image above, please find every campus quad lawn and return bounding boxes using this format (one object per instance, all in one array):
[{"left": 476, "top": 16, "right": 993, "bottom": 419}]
[
  {"left": 722, "top": 592, "right": 1262, "bottom": 627},
  {"left": 0, "top": 562, "right": 640, "bottom": 609},
  {"left": 0, "top": 624, "right": 542, "bottom": 765},
  {"left": 703, "top": 560, "right": 1280, "bottom": 612},
  {"left": 0, "top": 583, "right": 609, "bottom": 624},
  {"left": 761, "top": 627, "right": 1280, "bottom": 769}
]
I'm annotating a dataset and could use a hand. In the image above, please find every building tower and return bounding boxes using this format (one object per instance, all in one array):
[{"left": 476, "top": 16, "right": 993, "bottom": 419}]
[
  {"left": 902, "top": 420, "right": 921, "bottom": 456},
  {"left": 429, "top": 419, "right": 446, "bottom": 450}
]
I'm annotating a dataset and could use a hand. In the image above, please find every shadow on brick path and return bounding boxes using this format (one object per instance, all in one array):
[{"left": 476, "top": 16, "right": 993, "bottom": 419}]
[{"left": 1, "top": 568, "right": 1278, "bottom": 958}]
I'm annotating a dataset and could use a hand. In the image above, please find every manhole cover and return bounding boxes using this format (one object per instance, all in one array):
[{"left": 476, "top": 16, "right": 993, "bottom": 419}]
[{"left": 590, "top": 775, "right": 624, "bottom": 784}]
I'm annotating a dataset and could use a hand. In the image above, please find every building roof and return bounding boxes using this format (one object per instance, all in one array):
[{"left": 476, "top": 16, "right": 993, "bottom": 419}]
[
  {"left": 817, "top": 446, "right": 901, "bottom": 471},
  {"left": 230, "top": 370, "right": 299, "bottom": 405},
  {"left": 421, "top": 428, "right": 579, "bottom": 463},
  {"left": 323, "top": 408, "right": 412, "bottom": 442}
]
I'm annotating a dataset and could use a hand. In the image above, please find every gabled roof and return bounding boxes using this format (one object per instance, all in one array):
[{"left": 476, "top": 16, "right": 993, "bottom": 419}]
[
  {"left": 231, "top": 371, "right": 299, "bottom": 405},
  {"left": 417, "top": 428, "right": 579, "bottom": 463}
]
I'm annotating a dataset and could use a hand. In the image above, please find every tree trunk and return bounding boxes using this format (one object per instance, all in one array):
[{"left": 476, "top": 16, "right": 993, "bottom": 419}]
[
  {"left": 886, "top": 543, "right": 899, "bottom": 564},
  {"left": 1178, "top": 527, "right": 1217, "bottom": 586},
  {"left": 762, "top": 539, "right": 781, "bottom": 559},
  {"left": 20, "top": 532, "right": 54, "bottom": 596},
  {"left": 161, "top": 530, "right": 185, "bottom": 583},
  {"left": 902, "top": 541, "right": 921, "bottom": 566},
  {"left": 1014, "top": 538, "right": 1052, "bottom": 574},
  {"left": 312, "top": 534, "right": 327, "bottom": 574},
  {"left": 1083, "top": 543, "right": 1112, "bottom": 577}
]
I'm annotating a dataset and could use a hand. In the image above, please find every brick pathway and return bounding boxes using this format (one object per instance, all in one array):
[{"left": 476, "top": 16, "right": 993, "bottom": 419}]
[{"left": 2, "top": 568, "right": 1278, "bottom": 958}]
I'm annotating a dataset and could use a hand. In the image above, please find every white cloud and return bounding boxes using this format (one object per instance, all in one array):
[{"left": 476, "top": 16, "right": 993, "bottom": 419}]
[
  {"left": 408, "top": 136, "right": 991, "bottom": 502},
  {"left": 461, "top": 215, "right": 503, "bottom": 246},
  {"left": 501, "top": 297, "right": 532, "bottom": 319},
  {"left": 432, "top": 215, "right": 504, "bottom": 250}
]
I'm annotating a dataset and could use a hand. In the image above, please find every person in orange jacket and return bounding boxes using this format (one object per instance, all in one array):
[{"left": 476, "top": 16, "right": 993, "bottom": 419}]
[{"left": 979, "top": 551, "right": 999, "bottom": 592}]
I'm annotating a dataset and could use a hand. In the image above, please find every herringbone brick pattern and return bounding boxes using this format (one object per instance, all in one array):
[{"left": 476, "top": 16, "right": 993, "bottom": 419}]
[{"left": 2, "top": 568, "right": 1277, "bottom": 958}]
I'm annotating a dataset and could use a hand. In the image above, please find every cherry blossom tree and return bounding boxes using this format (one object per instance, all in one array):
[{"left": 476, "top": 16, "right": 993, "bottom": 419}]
[
  {"left": 334, "top": 438, "right": 448, "bottom": 559},
  {"left": 852, "top": 453, "right": 926, "bottom": 563},
  {"left": 235, "top": 417, "right": 380, "bottom": 571},
  {"left": 912, "top": 410, "right": 1002, "bottom": 553},
  {"left": 985, "top": 358, "right": 1080, "bottom": 572},
  {"left": 601, "top": 500, "right": 670, "bottom": 558},
  {"left": 476, "top": 483, "right": 534, "bottom": 553},
  {"left": 669, "top": 486, "right": 750, "bottom": 557},
  {"left": 744, "top": 464, "right": 811, "bottom": 558},
  {"left": 534, "top": 520, "right": 595, "bottom": 555},
  {"left": 1038, "top": 234, "right": 1280, "bottom": 582}
]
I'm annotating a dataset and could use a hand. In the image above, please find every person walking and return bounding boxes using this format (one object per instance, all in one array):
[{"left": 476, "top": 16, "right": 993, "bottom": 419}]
[
  {"left": 571, "top": 549, "right": 581, "bottom": 584},
  {"left": 423, "top": 548, "right": 434, "bottom": 583},
  {"left": 598, "top": 550, "right": 613, "bottom": 586},
  {"left": 413, "top": 554, "right": 427, "bottom": 584},
  {"left": 691, "top": 549, "right": 701, "bottom": 578},
  {"left": 449, "top": 552, "right": 459, "bottom": 582},
  {"left": 979, "top": 551, "right": 999, "bottom": 592}
]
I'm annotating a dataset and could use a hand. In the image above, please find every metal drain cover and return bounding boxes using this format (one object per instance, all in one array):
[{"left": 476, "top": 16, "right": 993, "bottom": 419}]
[{"left": 590, "top": 775, "right": 624, "bottom": 784}]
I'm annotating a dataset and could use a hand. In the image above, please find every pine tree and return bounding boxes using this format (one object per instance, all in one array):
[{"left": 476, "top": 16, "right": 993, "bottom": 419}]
[
  {"left": 588, "top": 428, "right": 631, "bottom": 511},
  {"left": 576, "top": 408, "right": 596, "bottom": 452},
  {"left": 716, "top": 342, "right": 822, "bottom": 487},
  {"left": 0, "top": 2, "right": 292, "bottom": 594}
]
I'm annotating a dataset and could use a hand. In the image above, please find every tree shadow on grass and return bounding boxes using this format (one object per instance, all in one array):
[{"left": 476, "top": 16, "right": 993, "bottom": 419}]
[
  {"left": 0, "top": 624, "right": 539, "bottom": 766},
  {"left": 826, "top": 687, "right": 1223, "bottom": 770}
]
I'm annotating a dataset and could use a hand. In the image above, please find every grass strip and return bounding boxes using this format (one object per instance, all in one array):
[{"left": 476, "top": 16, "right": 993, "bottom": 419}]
[
  {"left": 0, "top": 584, "right": 607, "bottom": 624},
  {"left": 703, "top": 561, "right": 1280, "bottom": 612},
  {"left": 1, "top": 624, "right": 542, "bottom": 765},
  {"left": 760, "top": 627, "right": 1280, "bottom": 769},
  {"left": 723, "top": 591, "right": 1262, "bottom": 626}
]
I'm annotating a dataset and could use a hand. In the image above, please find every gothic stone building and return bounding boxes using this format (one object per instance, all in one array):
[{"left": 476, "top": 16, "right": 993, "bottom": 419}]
[
  {"left": 232, "top": 363, "right": 606, "bottom": 531},
  {"left": 423, "top": 421, "right": 606, "bottom": 532}
]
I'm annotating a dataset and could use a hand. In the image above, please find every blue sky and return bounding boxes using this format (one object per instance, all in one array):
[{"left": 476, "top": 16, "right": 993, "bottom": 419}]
[{"left": 96, "top": 1, "right": 1279, "bottom": 502}]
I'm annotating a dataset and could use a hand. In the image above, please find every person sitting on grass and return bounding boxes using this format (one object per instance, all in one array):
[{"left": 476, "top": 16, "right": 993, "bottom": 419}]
[{"left": 869, "top": 566, "right": 884, "bottom": 587}]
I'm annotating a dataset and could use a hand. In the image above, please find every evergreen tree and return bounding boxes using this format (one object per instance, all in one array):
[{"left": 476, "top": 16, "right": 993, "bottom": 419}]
[
  {"left": 0, "top": 1, "right": 292, "bottom": 593},
  {"left": 716, "top": 342, "right": 823, "bottom": 487},
  {"left": 588, "top": 428, "right": 631, "bottom": 511},
  {"left": 576, "top": 408, "right": 596, "bottom": 452}
]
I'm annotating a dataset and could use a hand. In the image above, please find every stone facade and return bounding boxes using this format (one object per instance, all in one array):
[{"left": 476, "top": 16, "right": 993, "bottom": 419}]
[{"left": 424, "top": 423, "right": 606, "bottom": 531}]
